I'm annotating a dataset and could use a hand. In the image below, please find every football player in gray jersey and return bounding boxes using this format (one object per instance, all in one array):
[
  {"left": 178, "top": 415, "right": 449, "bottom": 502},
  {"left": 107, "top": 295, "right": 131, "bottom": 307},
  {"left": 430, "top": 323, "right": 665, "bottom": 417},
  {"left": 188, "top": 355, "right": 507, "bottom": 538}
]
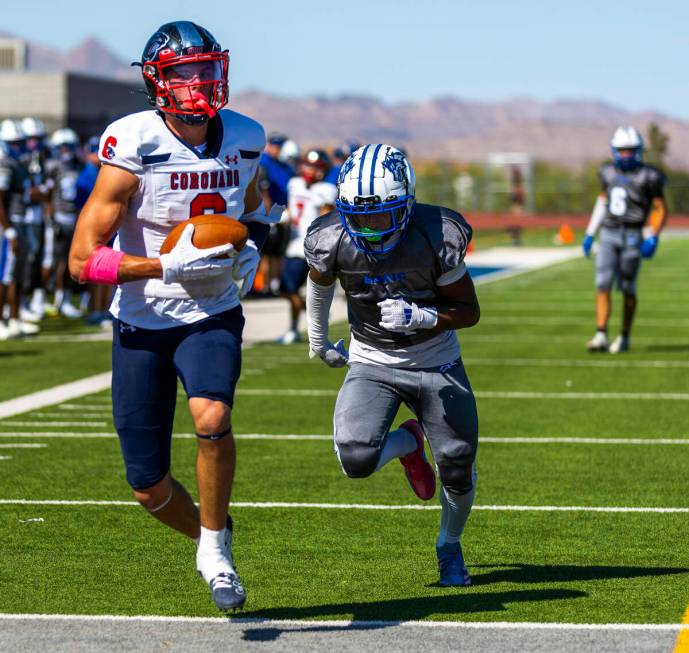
[
  {"left": 582, "top": 127, "right": 667, "bottom": 353},
  {"left": 304, "top": 144, "right": 480, "bottom": 587}
]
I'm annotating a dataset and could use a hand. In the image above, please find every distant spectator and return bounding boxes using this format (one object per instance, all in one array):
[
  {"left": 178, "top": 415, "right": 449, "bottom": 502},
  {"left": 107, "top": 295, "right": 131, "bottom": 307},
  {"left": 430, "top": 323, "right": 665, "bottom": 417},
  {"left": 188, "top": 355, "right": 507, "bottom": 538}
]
[
  {"left": 325, "top": 140, "right": 360, "bottom": 185},
  {"left": 277, "top": 149, "right": 335, "bottom": 344},
  {"left": 257, "top": 133, "right": 294, "bottom": 295}
]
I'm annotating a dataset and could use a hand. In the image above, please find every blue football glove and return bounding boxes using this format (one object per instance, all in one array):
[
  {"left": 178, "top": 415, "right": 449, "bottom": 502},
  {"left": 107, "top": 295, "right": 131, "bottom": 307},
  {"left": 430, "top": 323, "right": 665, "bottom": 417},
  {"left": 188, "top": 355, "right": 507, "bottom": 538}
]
[
  {"left": 640, "top": 235, "right": 658, "bottom": 259},
  {"left": 582, "top": 235, "right": 594, "bottom": 257}
]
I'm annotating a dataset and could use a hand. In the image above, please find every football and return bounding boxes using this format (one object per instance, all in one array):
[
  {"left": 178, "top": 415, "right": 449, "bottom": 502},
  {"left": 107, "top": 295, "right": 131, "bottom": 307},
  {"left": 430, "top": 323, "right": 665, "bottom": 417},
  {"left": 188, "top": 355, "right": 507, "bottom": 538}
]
[{"left": 159, "top": 214, "right": 249, "bottom": 255}]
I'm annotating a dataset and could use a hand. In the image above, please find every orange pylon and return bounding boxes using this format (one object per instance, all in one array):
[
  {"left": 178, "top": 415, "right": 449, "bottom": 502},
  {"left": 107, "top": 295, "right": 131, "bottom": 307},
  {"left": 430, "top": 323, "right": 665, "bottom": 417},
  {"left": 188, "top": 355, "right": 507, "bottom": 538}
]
[{"left": 557, "top": 223, "right": 575, "bottom": 245}]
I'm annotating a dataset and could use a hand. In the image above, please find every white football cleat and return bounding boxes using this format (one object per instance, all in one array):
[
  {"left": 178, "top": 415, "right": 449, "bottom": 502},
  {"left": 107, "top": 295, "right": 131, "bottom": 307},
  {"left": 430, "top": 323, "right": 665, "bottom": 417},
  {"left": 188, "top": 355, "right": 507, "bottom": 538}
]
[
  {"left": 59, "top": 302, "right": 83, "bottom": 319},
  {"left": 19, "top": 306, "right": 42, "bottom": 323},
  {"left": 609, "top": 335, "right": 629, "bottom": 354},
  {"left": 7, "top": 318, "right": 39, "bottom": 338},
  {"left": 276, "top": 329, "right": 301, "bottom": 345},
  {"left": 0, "top": 322, "right": 10, "bottom": 341},
  {"left": 586, "top": 331, "right": 609, "bottom": 352}
]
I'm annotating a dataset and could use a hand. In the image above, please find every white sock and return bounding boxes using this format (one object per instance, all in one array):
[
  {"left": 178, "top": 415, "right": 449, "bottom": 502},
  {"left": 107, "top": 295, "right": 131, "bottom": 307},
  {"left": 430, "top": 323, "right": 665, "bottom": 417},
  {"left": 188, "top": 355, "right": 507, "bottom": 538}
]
[
  {"left": 54, "top": 289, "right": 64, "bottom": 308},
  {"left": 436, "top": 466, "right": 477, "bottom": 547},
  {"left": 374, "top": 427, "right": 417, "bottom": 471},
  {"left": 196, "top": 526, "right": 234, "bottom": 582}
]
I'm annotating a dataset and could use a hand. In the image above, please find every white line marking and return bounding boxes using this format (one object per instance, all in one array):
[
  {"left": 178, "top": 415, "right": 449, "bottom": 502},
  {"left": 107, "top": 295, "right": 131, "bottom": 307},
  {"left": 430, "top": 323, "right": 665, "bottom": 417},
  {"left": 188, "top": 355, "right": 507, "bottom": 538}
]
[
  {"left": 0, "top": 421, "right": 108, "bottom": 427},
  {"left": 0, "top": 613, "right": 686, "bottom": 630},
  {"left": 481, "top": 437, "right": 689, "bottom": 445},
  {"left": 1, "top": 432, "right": 689, "bottom": 445},
  {"left": 463, "top": 357, "right": 689, "bottom": 369},
  {"left": 0, "top": 499, "right": 687, "bottom": 513},
  {"left": 0, "top": 372, "right": 111, "bottom": 419},
  {"left": 56, "top": 405, "right": 111, "bottom": 411},
  {"left": 465, "top": 334, "right": 689, "bottom": 344},
  {"left": 234, "top": 389, "right": 689, "bottom": 401},
  {"left": 476, "top": 391, "right": 689, "bottom": 401},
  {"left": 29, "top": 412, "right": 111, "bottom": 418},
  {"left": 0, "top": 444, "right": 47, "bottom": 448},
  {"left": 479, "top": 316, "right": 689, "bottom": 328},
  {"left": 0, "top": 456, "right": 11, "bottom": 460}
]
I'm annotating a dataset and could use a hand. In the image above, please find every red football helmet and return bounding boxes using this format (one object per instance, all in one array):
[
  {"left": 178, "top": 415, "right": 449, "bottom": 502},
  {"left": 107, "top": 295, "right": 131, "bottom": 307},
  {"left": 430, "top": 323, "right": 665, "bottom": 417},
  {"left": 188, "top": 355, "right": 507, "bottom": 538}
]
[
  {"left": 140, "top": 21, "right": 229, "bottom": 125},
  {"left": 299, "top": 149, "right": 331, "bottom": 185}
]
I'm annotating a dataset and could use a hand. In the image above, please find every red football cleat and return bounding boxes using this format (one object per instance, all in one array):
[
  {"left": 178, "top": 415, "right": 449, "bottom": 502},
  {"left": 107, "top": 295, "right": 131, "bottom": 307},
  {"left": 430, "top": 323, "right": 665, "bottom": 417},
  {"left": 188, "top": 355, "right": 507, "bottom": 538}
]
[{"left": 398, "top": 419, "right": 436, "bottom": 501}]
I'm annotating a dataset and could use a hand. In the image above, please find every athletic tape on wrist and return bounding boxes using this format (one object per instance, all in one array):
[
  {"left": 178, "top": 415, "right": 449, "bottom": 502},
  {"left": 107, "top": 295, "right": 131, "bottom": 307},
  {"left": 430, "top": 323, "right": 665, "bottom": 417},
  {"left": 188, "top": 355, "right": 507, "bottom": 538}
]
[{"left": 79, "top": 246, "right": 124, "bottom": 285}]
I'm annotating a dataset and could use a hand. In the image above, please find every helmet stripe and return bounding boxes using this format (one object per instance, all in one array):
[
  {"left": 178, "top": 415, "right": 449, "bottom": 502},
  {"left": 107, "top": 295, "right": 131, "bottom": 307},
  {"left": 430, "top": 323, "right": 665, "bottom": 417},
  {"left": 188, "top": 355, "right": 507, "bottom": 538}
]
[
  {"left": 357, "top": 144, "right": 371, "bottom": 196},
  {"left": 368, "top": 143, "right": 383, "bottom": 195}
]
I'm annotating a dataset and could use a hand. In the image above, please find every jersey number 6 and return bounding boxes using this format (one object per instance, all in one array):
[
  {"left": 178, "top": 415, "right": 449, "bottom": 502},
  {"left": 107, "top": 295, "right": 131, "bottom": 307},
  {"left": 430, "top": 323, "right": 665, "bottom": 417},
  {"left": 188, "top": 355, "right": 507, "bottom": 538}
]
[{"left": 190, "top": 192, "right": 227, "bottom": 217}]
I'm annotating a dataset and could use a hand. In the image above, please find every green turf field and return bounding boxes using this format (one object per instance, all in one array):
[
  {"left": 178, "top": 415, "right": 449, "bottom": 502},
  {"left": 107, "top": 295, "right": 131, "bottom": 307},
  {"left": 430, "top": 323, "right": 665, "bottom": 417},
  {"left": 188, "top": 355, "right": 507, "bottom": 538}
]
[{"left": 1, "top": 238, "right": 688, "bottom": 624}]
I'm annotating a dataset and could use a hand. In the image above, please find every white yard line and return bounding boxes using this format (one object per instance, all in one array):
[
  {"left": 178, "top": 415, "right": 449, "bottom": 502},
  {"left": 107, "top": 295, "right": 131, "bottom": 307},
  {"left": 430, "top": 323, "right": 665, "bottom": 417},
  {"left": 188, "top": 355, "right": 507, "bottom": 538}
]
[
  {"left": 0, "top": 373, "right": 111, "bottom": 419},
  {"left": 0, "top": 444, "right": 47, "bottom": 448},
  {"left": 1, "top": 499, "right": 688, "bottom": 513},
  {"left": 29, "top": 412, "right": 111, "bottom": 418},
  {"left": 0, "top": 613, "right": 686, "bottom": 631},
  {"left": 56, "top": 405, "right": 112, "bottom": 411},
  {"left": 0, "top": 456, "right": 11, "bottom": 460},
  {"left": 233, "top": 388, "right": 689, "bottom": 401},
  {"left": 463, "top": 357, "right": 689, "bottom": 369},
  {"left": 1, "top": 432, "right": 689, "bottom": 445},
  {"left": 0, "top": 421, "right": 108, "bottom": 427},
  {"left": 479, "top": 316, "right": 689, "bottom": 327}
]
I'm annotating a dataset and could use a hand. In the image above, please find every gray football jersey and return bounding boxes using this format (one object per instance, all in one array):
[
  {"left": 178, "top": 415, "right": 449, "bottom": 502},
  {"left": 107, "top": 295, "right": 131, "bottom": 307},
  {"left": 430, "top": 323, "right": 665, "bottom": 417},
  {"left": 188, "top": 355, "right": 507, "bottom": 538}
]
[
  {"left": 0, "top": 156, "right": 29, "bottom": 219},
  {"left": 46, "top": 159, "right": 81, "bottom": 216},
  {"left": 599, "top": 163, "right": 666, "bottom": 228},
  {"left": 304, "top": 203, "right": 472, "bottom": 348}
]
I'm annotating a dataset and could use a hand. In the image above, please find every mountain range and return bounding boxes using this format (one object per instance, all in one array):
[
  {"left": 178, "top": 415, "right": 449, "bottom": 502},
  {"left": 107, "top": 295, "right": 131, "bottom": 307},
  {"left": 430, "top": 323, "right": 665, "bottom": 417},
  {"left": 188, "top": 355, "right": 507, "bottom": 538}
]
[{"left": 4, "top": 32, "right": 689, "bottom": 168}]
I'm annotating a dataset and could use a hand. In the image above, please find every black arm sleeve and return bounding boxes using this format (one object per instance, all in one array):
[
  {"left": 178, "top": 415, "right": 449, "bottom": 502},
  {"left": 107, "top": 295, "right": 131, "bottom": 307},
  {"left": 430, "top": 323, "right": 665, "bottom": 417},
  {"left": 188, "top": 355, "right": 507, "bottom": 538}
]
[{"left": 246, "top": 221, "right": 271, "bottom": 251}]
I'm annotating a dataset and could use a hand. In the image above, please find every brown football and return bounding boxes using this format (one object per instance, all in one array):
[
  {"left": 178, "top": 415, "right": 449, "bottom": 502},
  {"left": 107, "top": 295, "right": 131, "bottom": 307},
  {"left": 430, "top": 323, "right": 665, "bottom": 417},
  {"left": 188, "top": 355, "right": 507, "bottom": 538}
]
[{"left": 160, "top": 215, "right": 249, "bottom": 255}]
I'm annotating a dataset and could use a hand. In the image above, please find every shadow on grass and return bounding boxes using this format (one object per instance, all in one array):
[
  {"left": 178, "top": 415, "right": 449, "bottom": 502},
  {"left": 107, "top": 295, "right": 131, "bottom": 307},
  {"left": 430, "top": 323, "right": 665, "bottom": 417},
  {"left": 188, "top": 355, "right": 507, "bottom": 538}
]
[
  {"left": 467, "top": 563, "right": 689, "bottom": 586},
  {"left": 644, "top": 344, "right": 689, "bottom": 353},
  {"left": 238, "top": 587, "right": 585, "bottom": 630},
  {"left": 0, "top": 350, "right": 40, "bottom": 358}
]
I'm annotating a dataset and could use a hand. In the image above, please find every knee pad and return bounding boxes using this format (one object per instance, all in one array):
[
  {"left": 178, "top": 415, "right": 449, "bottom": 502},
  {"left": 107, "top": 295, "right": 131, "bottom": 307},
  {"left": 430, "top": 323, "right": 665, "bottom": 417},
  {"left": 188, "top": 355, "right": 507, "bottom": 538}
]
[
  {"left": 438, "top": 461, "right": 474, "bottom": 495},
  {"left": 336, "top": 443, "right": 381, "bottom": 479}
]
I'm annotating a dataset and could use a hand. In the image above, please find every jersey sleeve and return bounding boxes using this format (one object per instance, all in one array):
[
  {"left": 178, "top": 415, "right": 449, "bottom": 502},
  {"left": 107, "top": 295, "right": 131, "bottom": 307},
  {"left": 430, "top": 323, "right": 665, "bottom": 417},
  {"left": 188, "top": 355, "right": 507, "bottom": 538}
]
[
  {"left": 647, "top": 167, "right": 667, "bottom": 198},
  {"left": 598, "top": 164, "right": 613, "bottom": 192},
  {"left": 303, "top": 214, "right": 340, "bottom": 275},
  {"left": 98, "top": 119, "right": 143, "bottom": 175},
  {"left": 437, "top": 209, "right": 473, "bottom": 284},
  {"left": 0, "top": 162, "right": 12, "bottom": 192}
]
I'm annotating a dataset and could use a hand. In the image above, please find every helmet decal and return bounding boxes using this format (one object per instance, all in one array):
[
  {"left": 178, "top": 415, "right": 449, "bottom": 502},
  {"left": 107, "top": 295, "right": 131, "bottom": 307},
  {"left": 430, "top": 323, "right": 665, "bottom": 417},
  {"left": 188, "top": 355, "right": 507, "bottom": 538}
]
[{"left": 381, "top": 149, "right": 408, "bottom": 183}]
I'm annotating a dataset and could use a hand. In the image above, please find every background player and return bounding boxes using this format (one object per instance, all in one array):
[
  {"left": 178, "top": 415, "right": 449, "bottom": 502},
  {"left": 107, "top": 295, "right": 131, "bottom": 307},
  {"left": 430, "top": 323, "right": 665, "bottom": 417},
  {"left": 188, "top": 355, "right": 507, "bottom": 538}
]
[
  {"left": 304, "top": 144, "right": 480, "bottom": 586},
  {"left": 582, "top": 126, "right": 667, "bottom": 353},
  {"left": 69, "top": 21, "right": 281, "bottom": 611},
  {"left": 277, "top": 149, "right": 336, "bottom": 344},
  {"left": 46, "top": 128, "right": 84, "bottom": 318}
]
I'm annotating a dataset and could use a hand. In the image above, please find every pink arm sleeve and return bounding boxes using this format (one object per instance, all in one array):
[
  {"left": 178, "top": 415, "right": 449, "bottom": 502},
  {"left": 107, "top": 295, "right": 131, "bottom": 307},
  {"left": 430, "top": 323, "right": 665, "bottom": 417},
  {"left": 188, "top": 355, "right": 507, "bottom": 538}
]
[{"left": 79, "top": 246, "right": 124, "bottom": 285}]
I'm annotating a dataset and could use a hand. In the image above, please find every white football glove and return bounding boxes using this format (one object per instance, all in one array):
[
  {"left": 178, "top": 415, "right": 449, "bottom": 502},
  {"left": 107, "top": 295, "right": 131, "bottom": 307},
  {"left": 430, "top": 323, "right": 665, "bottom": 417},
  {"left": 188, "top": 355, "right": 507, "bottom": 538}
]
[
  {"left": 309, "top": 338, "right": 349, "bottom": 368},
  {"left": 160, "top": 224, "right": 234, "bottom": 284},
  {"left": 232, "top": 239, "right": 260, "bottom": 298},
  {"left": 378, "top": 297, "right": 438, "bottom": 333}
]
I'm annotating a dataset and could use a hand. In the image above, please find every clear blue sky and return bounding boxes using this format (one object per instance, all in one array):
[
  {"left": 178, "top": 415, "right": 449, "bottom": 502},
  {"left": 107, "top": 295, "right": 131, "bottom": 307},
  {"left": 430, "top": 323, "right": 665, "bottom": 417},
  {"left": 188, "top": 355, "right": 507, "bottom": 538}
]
[{"left": 7, "top": 0, "right": 689, "bottom": 118}]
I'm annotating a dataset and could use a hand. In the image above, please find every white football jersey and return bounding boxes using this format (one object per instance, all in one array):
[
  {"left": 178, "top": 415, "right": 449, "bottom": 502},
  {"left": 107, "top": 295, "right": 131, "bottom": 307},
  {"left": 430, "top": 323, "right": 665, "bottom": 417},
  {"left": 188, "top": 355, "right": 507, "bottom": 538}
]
[
  {"left": 98, "top": 109, "right": 265, "bottom": 328},
  {"left": 285, "top": 177, "right": 336, "bottom": 259}
]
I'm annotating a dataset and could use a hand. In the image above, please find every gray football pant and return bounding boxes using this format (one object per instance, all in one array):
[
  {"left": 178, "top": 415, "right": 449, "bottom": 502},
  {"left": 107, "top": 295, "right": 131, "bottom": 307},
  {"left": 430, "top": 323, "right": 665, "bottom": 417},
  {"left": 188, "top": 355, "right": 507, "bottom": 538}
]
[
  {"left": 333, "top": 360, "right": 478, "bottom": 494},
  {"left": 595, "top": 226, "right": 642, "bottom": 294}
]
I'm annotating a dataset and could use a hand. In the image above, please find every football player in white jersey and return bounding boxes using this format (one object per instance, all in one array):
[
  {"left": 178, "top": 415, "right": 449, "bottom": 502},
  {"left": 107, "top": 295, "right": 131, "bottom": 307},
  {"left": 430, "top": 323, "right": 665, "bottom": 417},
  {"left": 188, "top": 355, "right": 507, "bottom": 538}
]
[
  {"left": 277, "top": 150, "right": 336, "bottom": 344},
  {"left": 69, "top": 21, "right": 282, "bottom": 611}
]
